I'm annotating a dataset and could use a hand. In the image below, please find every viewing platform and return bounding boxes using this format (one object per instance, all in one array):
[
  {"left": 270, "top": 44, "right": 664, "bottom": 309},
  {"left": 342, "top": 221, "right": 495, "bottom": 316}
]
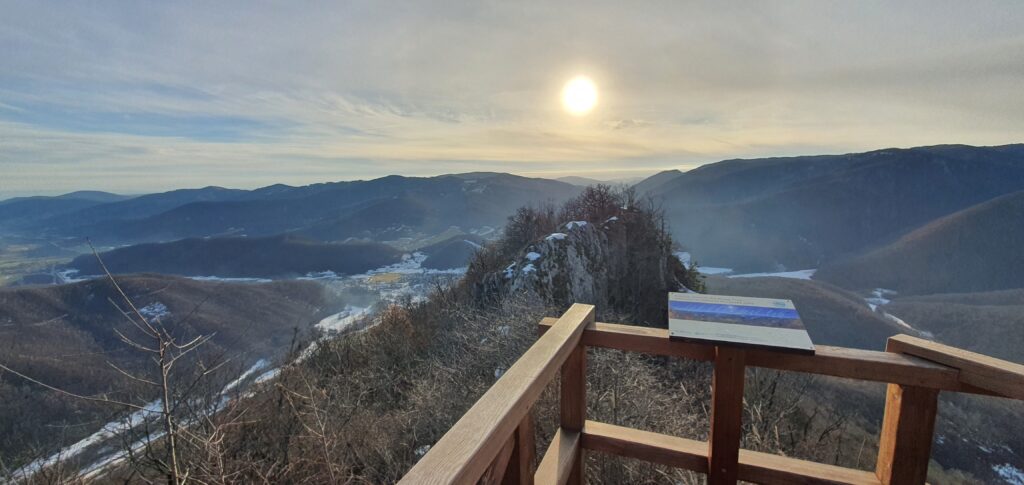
[{"left": 400, "top": 304, "right": 1024, "bottom": 485}]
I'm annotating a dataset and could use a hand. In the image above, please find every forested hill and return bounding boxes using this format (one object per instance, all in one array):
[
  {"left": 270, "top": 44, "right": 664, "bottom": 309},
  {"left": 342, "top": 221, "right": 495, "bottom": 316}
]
[
  {"left": 638, "top": 144, "right": 1024, "bottom": 271},
  {"left": 815, "top": 190, "right": 1024, "bottom": 295},
  {"left": 0, "top": 275, "right": 326, "bottom": 468},
  {"left": 68, "top": 235, "right": 403, "bottom": 278}
]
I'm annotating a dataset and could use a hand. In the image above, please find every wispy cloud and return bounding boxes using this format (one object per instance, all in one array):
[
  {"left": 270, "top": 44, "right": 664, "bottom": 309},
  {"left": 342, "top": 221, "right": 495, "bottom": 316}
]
[{"left": 1, "top": 1, "right": 1022, "bottom": 196}]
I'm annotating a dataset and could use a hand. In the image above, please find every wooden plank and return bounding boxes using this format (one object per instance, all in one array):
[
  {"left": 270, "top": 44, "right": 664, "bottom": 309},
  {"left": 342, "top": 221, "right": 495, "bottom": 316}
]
[
  {"left": 581, "top": 420, "right": 708, "bottom": 472},
  {"left": 560, "top": 345, "right": 586, "bottom": 485},
  {"left": 539, "top": 318, "right": 714, "bottom": 361},
  {"left": 480, "top": 434, "right": 516, "bottom": 485},
  {"left": 875, "top": 384, "right": 939, "bottom": 485},
  {"left": 708, "top": 346, "right": 745, "bottom": 485},
  {"left": 738, "top": 449, "right": 881, "bottom": 485},
  {"left": 745, "top": 346, "right": 981, "bottom": 394},
  {"left": 581, "top": 420, "right": 880, "bottom": 485},
  {"left": 887, "top": 334, "right": 1024, "bottom": 400},
  {"left": 400, "top": 304, "right": 595, "bottom": 485},
  {"left": 534, "top": 429, "right": 580, "bottom": 485},
  {"left": 502, "top": 414, "right": 536, "bottom": 485},
  {"left": 538, "top": 320, "right": 996, "bottom": 395}
]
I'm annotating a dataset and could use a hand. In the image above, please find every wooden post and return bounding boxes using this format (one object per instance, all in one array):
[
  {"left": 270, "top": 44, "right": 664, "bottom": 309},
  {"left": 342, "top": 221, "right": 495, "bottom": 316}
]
[
  {"left": 875, "top": 383, "right": 939, "bottom": 485},
  {"left": 503, "top": 413, "right": 536, "bottom": 485},
  {"left": 561, "top": 344, "right": 587, "bottom": 484},
  {"left": 708, "top": 346, "right": 745, "bottom": 485}
]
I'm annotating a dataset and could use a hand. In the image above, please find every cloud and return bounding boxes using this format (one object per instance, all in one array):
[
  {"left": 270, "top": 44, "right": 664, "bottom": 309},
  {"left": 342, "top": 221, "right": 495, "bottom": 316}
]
[{"left": 1, "top": 1, "right": 1022, "bottom": 196}]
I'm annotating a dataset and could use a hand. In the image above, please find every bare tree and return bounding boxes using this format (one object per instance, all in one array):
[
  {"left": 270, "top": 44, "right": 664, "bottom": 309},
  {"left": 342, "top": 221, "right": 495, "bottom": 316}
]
[{"left": 0, "top": 243, "right": 236, "bottom": 484}]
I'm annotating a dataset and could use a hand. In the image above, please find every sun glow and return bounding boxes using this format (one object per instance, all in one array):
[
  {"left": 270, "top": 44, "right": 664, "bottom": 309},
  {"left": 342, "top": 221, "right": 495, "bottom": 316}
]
[{"left": 561, "top": 76, "right": 598, "bottom": 116}]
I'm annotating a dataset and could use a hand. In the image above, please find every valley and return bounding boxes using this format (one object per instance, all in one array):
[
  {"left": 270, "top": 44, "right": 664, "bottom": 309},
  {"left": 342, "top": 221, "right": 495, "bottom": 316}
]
[{"left": 1, "top": 144, "right": 1023, "bottom": 483}]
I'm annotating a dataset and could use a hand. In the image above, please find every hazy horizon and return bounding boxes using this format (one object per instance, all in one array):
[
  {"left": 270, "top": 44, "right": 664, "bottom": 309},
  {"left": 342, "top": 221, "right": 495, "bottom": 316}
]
[
  {"left": 3, "top": 1, "right": 1024, "bottom": 197},
  {"left": 7, "top": 141, "right": 1023, "bottom": 200}
]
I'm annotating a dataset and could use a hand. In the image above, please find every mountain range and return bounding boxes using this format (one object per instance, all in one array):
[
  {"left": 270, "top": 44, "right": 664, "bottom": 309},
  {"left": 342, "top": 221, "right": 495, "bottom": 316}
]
[
  {"left": 4, "top": 144, "right": 1024, "bottom": 482},
  {"left": 640, "top": 144, "right": 1024, "bottom": 273},
  {"left": 815, "top": 190, "right": 1024, "bottom": 295},
  {"left": 2, "top": 173, "right": 580, "bottom": 245}
]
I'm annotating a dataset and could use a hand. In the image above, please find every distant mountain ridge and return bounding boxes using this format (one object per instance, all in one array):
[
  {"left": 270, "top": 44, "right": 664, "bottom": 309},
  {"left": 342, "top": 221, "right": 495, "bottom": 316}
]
[
  {"left": 0, "top": 190, "right": 131, "bottom": 205},
  {"left": 5, "top": 173, "right": 580, "bottom": 245},
  {"left": 555, "top": 176, "right": 605, "bottom": 186},
  {"left": 0, "top": 191, "right": 134, "bottom": 228},
  {"left": 815, "top": 190, "right": 1024, "bottom": 295},
  {"left": 638, "top": 144, "right": 1024, "bottom": 271}
]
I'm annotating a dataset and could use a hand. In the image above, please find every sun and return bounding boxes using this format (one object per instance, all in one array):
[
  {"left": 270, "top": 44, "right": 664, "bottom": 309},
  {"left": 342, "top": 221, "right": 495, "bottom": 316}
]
[{"left": 561, "top": 76, "right": 598, "bottom": 116}]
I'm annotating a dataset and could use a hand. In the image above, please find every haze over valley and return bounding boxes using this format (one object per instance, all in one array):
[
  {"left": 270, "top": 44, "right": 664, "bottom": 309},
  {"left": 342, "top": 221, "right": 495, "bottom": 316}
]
[
  {"left": 3, "top": 2, "right": 1024, "bottom": 483},
  {"left": 3, "top": 143, "right": 1024, "bottom": 481}
]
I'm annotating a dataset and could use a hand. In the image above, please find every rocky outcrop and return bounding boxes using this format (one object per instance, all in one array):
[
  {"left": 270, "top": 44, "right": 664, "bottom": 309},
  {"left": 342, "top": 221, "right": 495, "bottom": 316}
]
[{"left": 482, "top": 212, "right": 686, "bottom": 325}]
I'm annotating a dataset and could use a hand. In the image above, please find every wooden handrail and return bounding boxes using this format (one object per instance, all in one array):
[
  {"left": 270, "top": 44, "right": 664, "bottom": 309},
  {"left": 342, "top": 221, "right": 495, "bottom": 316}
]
[
  {"left": 538, "top": 318, "right": 1004, "bottom": 397},
  {"left": 399, "top": 304, "right": 595, "bottom": 484},
  {"left": 887, "top": 334, "right": 1024, "bottom": 399},
  {"left": 403, "top": 307, "right": 1024, "bottom": 485}
]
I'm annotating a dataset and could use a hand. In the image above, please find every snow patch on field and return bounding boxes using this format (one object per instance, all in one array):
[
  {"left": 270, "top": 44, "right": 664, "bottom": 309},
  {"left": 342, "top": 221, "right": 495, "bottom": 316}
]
[
  {"left": 299, "top": 270, "right": 341, "bottom": 280},
  {"left": 882, "top": 311, "right": 934, "bottom": 339},
  {"left": 471, "top": 226, "right": 495, "bottom": 236},
  {"left": 361, "top": 252, "right": 466, "bottom": 276},
  {"left": 521, "top": 263, "right": 536, "bottom": 274},
  {"left": 14, "top": 400, "right": 163, "bottom": 478},
  {"left": 673, "top": 252, "right": 734, "bottom": 275},
  {"left": 865, "top": 288, "right": 896, "bottom": 311},
  {"left": 56, "top": 269, "right": 94, "bottom": 284},
  {"left": 674, "top": 251, "right": 692, "bottom": 266},
  {"left": 566, "top": 221, "right": 587, "bottom": 230},
  {"left": 189, "top": 275, "right": 272, "bottom": 283},
  {"left": 463, "top": 239, "right": 483, "bottom": 250},
  {"left": 729, "top": 269, "right": 816, "bottom": 280},
  {"left": 254, "top": 368, "right": 280, "bottom": 384},
  {"left": 222, "top": 360, "right": 270, "bottom": 394},
  {"left": 525, "top": 252, "right": 541, "bottom": 261},
  {"left": 994, "top": 463, "right": 1024, "bottom": 484},
  {"left": 699, "top": 267, "right": 734, "bottom": 275},
  {"left": 77, "top": 358, "right": 272, "bottom": 480},
  {"left": 545, "top": 233, "right": 567, "bottom": 241},
  {"left": 368, "top": 252, "right": 429, "bottom": 274},
  {"left": 138, "top": 302, "right": 170, "bottom": 321},
  {"left": 316, "top": 306, "right": 370, "bottom": 333}
]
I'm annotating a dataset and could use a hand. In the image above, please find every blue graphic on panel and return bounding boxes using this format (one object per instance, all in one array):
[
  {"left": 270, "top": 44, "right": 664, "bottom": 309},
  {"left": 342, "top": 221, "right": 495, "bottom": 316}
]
[{"left": 668, "top": 300, "right": 803, "bottom": 329}]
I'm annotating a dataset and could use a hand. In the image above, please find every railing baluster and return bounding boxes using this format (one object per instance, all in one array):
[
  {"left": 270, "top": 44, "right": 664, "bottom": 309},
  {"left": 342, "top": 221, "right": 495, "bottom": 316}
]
[
  {"left": 874, "top": 383, "right": 938, "bottom": 485},
  {"left": 875, "top": 338, "right": 940, "bottom": 485},
  {"left": 480, "top": 434, "right": 517, "bottom": 485},
  {"left": 502, "top": 413, "right": 536, "bottom": 485},
  {"left": 708, "top": 346, "right": 746, "bottom": 485},
  {"left": 399, "top": 303, "right": 594, "bottom": 485},
  {"left": 405, "top": 309, "right": 1024, "bottom": 484},
  {"left": 561, "top": 344, "right": 587, "bottom": 484}
]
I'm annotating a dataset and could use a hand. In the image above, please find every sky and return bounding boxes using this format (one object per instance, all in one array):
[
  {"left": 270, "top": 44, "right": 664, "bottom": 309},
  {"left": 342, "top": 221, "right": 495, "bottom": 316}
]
[{"left": 1, "top": 1, "right": 1023, "bottom": 198}]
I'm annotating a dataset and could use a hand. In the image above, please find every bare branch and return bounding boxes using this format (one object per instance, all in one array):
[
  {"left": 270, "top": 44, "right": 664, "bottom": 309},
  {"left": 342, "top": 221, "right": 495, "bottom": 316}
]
[{"left": 0, "top": 363, "right": 151, "bottom": 412}]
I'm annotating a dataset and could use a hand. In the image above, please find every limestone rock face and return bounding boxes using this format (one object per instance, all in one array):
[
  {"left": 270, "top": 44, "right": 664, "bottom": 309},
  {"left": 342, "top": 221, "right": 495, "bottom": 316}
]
[{"left": 491, "top": 215, "right": 683, "bottom": 324}]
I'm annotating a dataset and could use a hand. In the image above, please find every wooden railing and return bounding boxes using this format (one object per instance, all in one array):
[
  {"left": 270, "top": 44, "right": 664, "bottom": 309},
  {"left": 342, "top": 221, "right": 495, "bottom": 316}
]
[{"left": 399, "top": 304, "right": 1024, "bottom": 485}]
